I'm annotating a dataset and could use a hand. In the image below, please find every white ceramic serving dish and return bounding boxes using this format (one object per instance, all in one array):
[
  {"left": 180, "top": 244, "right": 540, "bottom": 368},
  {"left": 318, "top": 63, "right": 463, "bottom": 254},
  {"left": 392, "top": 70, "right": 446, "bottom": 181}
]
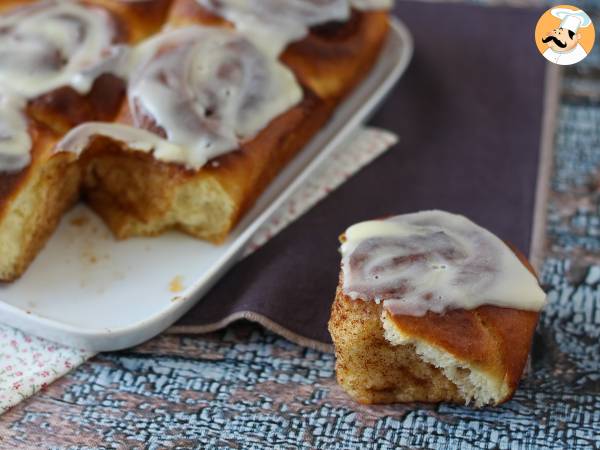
[{"left": 0, "top": 19, "right": 413, "bottom": 351}]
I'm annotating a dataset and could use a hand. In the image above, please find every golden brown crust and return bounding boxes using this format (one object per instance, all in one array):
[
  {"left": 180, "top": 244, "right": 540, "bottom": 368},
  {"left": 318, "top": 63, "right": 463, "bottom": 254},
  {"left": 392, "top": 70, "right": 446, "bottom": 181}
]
[
  {"left": 0, "top": 1, "right": 173, "bottom": 40},
  {"left": 329, "top": 244, "right": 541, "bottom": 405},
  {"left": 0, "top": 0, "right": 35, "bottom": 14},
  {"left": 282, "top": 11, "right": 389, "bottom": 100},
  {"left": 387, "top": 306, "right": 539, "bottom": 401},
  {"left": 91, "top": 0, "right": 174, "bottom": 42},
  {"left": 388, "top": 246, "right": 539, "bottom": 398},
  {"left": 204, "top": 90, "right": 335, "bottom": 230},
  {"left": 0, "top": 154, "right": 80, "bottom": 282},
  {"left": 28, "top": 74, "right": 127, "bottom": 135},
  {"left": 0, "top": 122, "right": 59, "bottom": 215},
  {"left": 0, "top": 134, "right": 80, "bottom": 281}
]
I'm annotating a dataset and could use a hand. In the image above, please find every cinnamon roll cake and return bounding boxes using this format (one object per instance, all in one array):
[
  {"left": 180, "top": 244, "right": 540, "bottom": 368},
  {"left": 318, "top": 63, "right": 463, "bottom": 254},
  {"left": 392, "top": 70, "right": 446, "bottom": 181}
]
[
  {"left": 328, "top": 211, "right": 546, "bottom": 407},
  {"left": 0, "top": 0, "right": 392, "bottom": 281}
]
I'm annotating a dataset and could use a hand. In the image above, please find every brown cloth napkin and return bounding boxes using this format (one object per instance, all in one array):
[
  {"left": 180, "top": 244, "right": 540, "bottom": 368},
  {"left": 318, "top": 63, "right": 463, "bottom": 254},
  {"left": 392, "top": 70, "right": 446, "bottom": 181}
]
[{"left": 171, "top": 1, "right": 553, "bottom": 349}]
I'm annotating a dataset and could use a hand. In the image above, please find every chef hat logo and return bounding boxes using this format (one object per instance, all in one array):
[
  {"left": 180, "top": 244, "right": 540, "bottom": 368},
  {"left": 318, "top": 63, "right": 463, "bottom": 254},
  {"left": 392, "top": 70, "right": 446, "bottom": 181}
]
[
  {"left": 534, "top": 5, "right": 595, "bottom": 66},
  {"left": 551, "top": 7, "right": 592, "bottom": 33}
]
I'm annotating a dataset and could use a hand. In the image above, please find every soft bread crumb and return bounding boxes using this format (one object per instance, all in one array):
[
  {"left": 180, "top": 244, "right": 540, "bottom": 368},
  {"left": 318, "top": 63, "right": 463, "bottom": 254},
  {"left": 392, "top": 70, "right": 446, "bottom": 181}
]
[
  {"left": 0, "top": 155, "right": 80, "bottom": 281},
  {"left": 328, "top": 287, "right": 464, "bottom": 405},
  {"left": 381, "top": 312, "right": 509, "bottom": 407},
  {"left": 69, "top": 215, "right": 90, "bottom": 227},
  {"left": 80, "top": 148, "right": 237, "bottom": 243},
  {"left": 169, "top": 275, "right": 184, "bottom": 293}
]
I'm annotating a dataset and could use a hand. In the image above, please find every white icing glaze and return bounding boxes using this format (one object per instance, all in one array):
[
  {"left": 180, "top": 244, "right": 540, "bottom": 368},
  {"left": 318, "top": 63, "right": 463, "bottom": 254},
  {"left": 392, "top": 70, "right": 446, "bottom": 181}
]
[
  {"left": 125, "top": 26, "right": 302, "bottom": 168},
  {"left": 4, "top": 0, "right": 389, "bottom": 172},
  {"left": 0, "top": 1, "right": 124, "bottom": 97},
  {"left": 350, "top": 0, "right": 394, "bottom": 10},
  {"left": 0, "top": 91, "right": 31, "bottom": 173},
  {"left": 197, "top": 0, "right": 394, "bottom": 55},
  {"left": 57, "top": 122, "right": 186, "bottom": 163},
  {"left": 58, "top": 26, "right": 302, "bottom": 169},
  {"left": 0, "top": 0, "right": 128, "bottom": 173},
  {"left": 197, "top": 0, "right": 351, "bottom": 55},
  {"left": 340, "top": 210, "right": 546, "bottom": 316}
]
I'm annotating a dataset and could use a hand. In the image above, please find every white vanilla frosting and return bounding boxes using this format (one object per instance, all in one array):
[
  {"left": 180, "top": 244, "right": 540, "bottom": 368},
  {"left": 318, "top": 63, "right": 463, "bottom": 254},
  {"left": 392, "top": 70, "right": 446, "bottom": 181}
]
[
  {"left": 56, "top": 122, "right": 186, "bottom": 164},
  {"left": 0, "top": 0, "right": 126, "bottom": 173},
  {"left": 197, "top": 0, "right": 350, "bottom": 56},
  {"left": 0, "top": 91, "right": 32, "bottom": 173},
  {"left": 350, "top": 0, "right": 394, "bottom": 10},
  {"left": 0, "top": 1, "right": 123, "bottom": 97},
  {"left": 196, "top": 0, "right": 394, "bottom": 55},
  {"left": 340, "top": 210, "right": 546, "bottom": 316},
  {"left": 59, "top": 26, "right": 302, "bottom": 169},
  {"left": 1, "top": 0, "right": 391, "bottom": 172},
  {"left": 126, "top": 27, "right": 302, "bottom": 168}
]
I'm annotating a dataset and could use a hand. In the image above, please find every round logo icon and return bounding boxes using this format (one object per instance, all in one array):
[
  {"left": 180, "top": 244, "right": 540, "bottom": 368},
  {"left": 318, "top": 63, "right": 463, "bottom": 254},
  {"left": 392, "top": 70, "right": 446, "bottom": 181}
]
[{"left": 534, "top": 5, "right": 595, "bottom": 66}]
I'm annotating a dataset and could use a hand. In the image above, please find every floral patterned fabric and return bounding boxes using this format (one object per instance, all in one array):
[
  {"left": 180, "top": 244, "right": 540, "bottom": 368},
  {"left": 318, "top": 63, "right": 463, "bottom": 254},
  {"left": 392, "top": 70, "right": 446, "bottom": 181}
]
[{"left": 0, "top": 326, "right": 91, "bottom": 413}]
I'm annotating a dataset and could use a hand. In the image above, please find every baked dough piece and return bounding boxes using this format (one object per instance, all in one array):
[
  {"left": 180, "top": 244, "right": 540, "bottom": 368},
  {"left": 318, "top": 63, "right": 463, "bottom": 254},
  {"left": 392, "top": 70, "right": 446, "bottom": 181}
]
[
  {"left": 328, "top": 212, "right": 545, "bottom": 406},
  {"left": 1, "top": 0, "right": 171, "bottom": 135},
  {"left": 281, "top": 11, "right": 390, "bottom": 100},
  {"left": 329, "top": 272, "right": 540, "bottom": 406},
  {"left": 0, "top": 0, "right": 172, "bottom": 281},
  {"left": 0, "top": 123, "right": 79, "bottom": 281}
]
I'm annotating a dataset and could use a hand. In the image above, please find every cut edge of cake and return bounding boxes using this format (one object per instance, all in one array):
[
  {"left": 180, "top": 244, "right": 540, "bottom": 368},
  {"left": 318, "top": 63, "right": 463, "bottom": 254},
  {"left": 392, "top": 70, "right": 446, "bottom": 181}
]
[{"left": 381, "top": 311, "right": 511, "bottom": 407}]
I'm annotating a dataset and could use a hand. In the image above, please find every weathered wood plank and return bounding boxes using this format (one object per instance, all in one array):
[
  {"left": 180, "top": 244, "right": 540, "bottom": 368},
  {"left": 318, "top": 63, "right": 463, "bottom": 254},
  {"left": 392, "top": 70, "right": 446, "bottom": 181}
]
[{"left": 0, "top": 304, "right": 599, "bottom": 449}]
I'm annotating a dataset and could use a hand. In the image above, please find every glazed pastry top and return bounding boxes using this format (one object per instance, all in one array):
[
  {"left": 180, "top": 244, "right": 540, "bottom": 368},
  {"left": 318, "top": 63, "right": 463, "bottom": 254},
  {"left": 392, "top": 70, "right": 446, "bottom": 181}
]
[
  {"left": 197, "top": 0, "right": 392, "bottom": 55},
  {"left": 340, "top": 210, "right": 547, "bottom": 317},
  {"left": 0, "top": 0, "right": 392, "bottom": 172},
  {"left": 0, "top": 1, "right": 125, "bottom": 97},
  {"left": 0, "top": 1, "right": 126, "bottom": 172},
  {"left": 127, "top": 27, "right": 302, "bottom": 167},
  {"left": 58, "top": 26, "right": 302, "bottom": 169},
  {"left": 197, "top": 0, "right": 350, "bottom": 55}
]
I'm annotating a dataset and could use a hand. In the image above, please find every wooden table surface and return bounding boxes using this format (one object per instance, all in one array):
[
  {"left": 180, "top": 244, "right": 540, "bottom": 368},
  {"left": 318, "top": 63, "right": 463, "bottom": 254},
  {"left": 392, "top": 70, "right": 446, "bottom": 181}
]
[{"left": 2, "top": 1, "right": 600, "bottom": 449}]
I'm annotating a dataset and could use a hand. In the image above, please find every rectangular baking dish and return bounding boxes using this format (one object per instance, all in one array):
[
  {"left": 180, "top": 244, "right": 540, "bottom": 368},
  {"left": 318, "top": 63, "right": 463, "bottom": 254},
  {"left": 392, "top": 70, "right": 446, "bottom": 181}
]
[{"left": 0, "top": 18, "right": 413, "bottom": 351}]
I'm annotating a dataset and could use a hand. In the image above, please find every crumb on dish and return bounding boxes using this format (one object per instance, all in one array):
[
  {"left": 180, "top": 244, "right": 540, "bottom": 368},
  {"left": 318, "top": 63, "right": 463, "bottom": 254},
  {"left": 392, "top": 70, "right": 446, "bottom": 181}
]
[{"left": 169, "top": 276, "right": 185, "bottom": 293}]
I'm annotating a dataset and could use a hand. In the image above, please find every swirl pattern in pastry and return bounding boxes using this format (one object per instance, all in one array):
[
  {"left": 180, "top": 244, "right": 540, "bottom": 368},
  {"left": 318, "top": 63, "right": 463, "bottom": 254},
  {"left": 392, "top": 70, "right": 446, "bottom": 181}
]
[
  {"left": 340, "top": 210, "right": 546, "bottom": 316},
  {"left": 0, "top": 0, "right": 128, "bottom": 172},
  {"left": 59, "top": 26, "right": 303, "bottom": 169},
  {"left": 0, "top": 1, "right": 126, "bottom": 97},
  {"left": 3, "top": 0, "right": 387, "bottom": 172}
]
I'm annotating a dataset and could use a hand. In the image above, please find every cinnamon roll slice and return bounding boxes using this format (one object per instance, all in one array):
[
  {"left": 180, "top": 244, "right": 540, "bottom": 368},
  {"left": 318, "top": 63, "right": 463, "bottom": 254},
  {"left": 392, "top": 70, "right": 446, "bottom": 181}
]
[{"left": 329, "top": 211, "right": 546, "bottom": 406}]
